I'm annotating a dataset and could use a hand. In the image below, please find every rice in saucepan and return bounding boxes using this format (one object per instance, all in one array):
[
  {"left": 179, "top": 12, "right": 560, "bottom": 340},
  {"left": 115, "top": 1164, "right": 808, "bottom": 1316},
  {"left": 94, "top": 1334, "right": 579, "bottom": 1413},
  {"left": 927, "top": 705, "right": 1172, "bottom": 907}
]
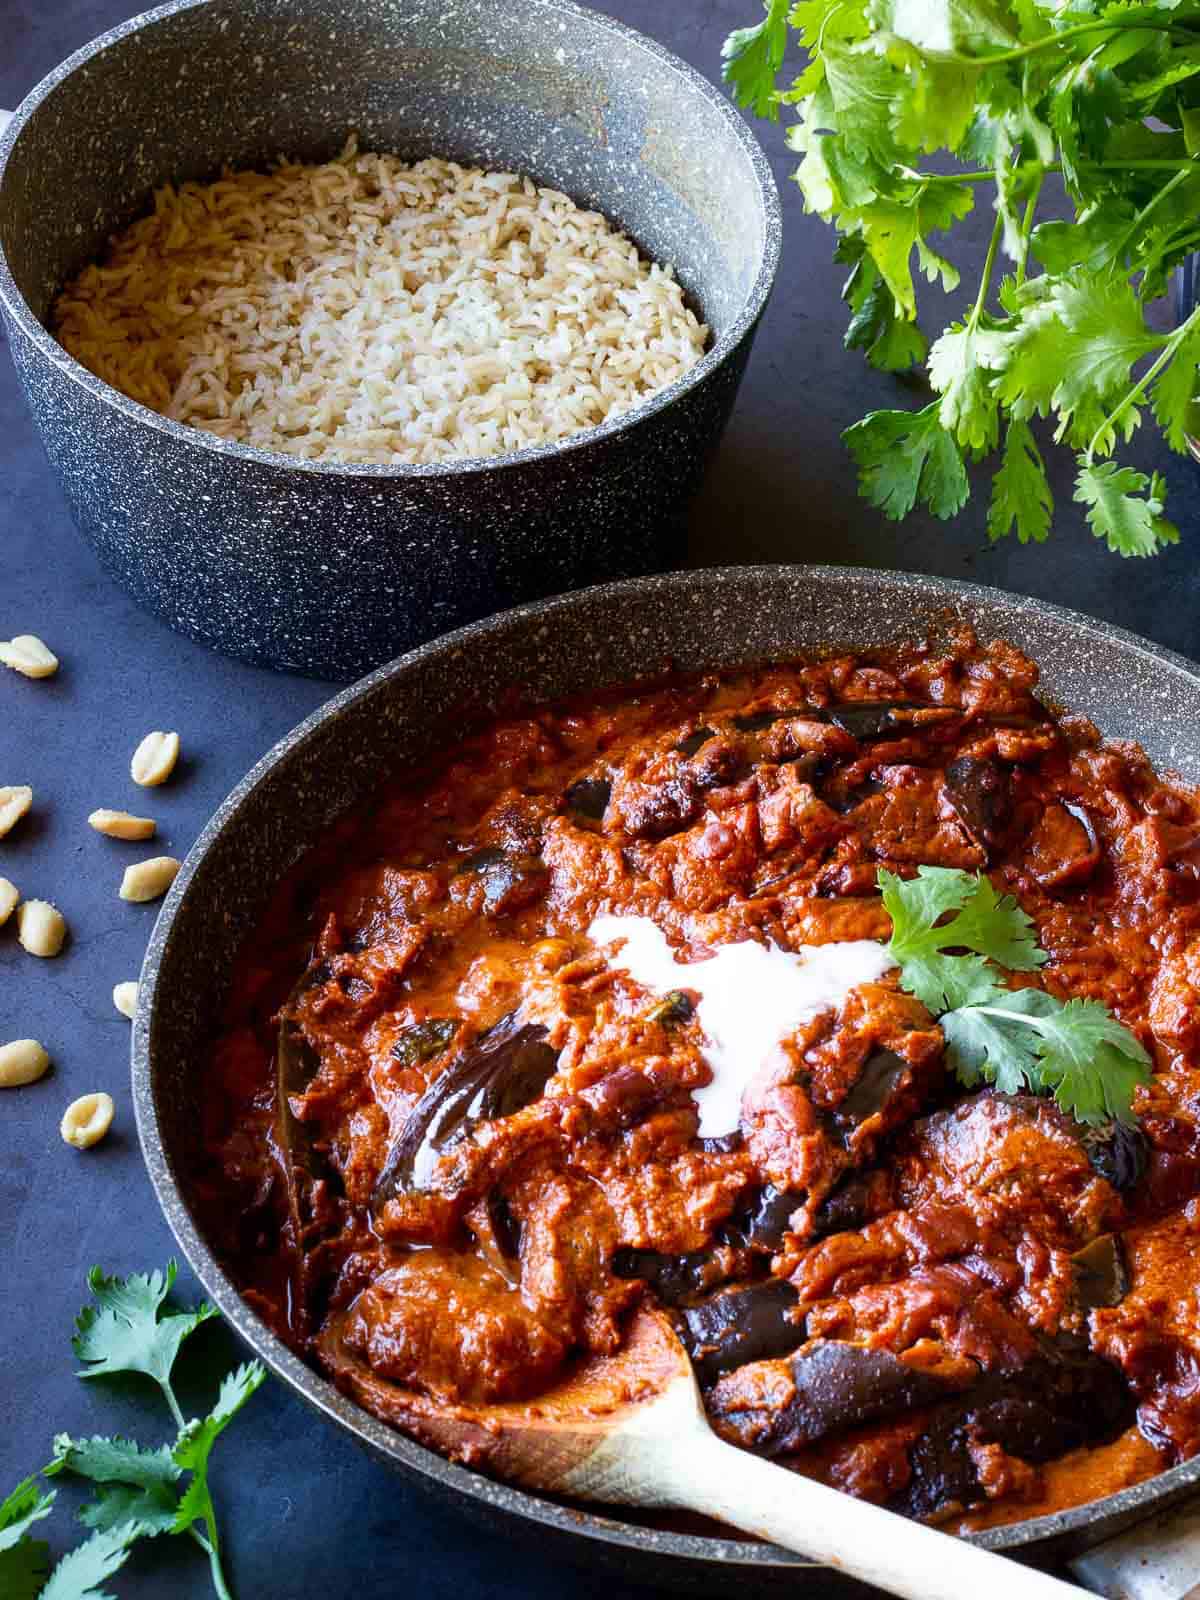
[{"left": 50, "top": 141, "right": 709, "bottom": 465}]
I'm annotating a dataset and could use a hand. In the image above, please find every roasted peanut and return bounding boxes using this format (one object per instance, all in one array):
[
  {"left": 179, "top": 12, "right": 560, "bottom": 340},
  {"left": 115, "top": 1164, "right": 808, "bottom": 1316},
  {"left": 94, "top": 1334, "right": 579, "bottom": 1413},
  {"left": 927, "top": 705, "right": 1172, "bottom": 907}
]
[
  {"left": 0, "top": 634, "right": 58, "bottom": 678},
  {"left": 119, "top": 856, "right": 181, "bottom": 903},
  {"left": 17, "top": 899, "right": 66, "bottom": 958},
  {"left": 0, "top": 877, "right": 18, "bottom": 926},
  {"left": 0, "top": 1039, "right": 50, "bottom": 1088},
  {"left": 0, "top": 785, "right": 32, "bottom": 838},
  {"left": 131, "top": 731, "right": 180, "bottom": 787},
  {"left": 61, "top": 1091, "right": 114, "bottom": 1149},
  {"left": 89, "top": 808, "right": 156, "bottom": 841},
  {"left": 113, "top": 981, "right": 139, "bottom": 1020}
]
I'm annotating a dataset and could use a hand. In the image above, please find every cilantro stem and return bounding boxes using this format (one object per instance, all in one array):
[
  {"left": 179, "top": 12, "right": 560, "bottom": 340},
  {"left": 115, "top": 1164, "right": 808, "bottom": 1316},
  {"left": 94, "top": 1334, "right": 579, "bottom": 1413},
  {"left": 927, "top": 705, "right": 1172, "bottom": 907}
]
[
  {"left": 1015, "top": 171, "right": 1044, "bottom": 288},
  {"left": 910, "top": 160, "right": 1198, "bottom": 189},
  {"left": 968, "top": 213, "right": 1003, "bottom": 332},
  {"left": 1084, "top": 302, "right": 1200, "bottom": 462},
  {"left": 934, "top": 18, "right": 1200, "bottom": 66},
  {"left": 190, "top": 1523, "right": 235, "bottom": 1600},
  {"left": 161, "top": 1380, "right": 186, "bottom": 1433}
]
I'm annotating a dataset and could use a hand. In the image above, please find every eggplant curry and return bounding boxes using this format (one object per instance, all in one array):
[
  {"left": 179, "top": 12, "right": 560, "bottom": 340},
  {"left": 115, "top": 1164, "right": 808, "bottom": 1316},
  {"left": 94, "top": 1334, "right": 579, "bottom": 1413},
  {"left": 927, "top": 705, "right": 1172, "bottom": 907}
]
[{"left": 195, "top": 630, "right": 1200, "bottom": 1530}]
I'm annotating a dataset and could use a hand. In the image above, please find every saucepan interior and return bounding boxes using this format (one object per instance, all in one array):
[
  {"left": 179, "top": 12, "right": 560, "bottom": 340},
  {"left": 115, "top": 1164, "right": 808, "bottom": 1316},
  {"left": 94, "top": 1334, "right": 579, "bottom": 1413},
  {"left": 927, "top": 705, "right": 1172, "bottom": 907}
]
[
  {"left": 0, "top": 0, "right": 771, "bottom": 443},
  {"left": 133, "top": 567, "right": 1200, "bottom": 1593}
]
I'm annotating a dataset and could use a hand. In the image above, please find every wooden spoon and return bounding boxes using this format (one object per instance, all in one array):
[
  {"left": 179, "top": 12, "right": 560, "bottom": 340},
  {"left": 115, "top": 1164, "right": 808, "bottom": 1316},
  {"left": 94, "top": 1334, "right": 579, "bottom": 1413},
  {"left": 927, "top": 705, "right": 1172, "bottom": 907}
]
[{"left": 319, "top": 1305, "right": 1091, "bottom": 1600}]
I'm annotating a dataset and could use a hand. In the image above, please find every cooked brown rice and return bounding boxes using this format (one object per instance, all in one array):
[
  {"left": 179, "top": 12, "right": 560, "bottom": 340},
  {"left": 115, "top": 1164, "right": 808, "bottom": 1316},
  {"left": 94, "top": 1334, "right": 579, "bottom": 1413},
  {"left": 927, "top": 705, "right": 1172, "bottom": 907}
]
[{"left": 51, "top": 141, "right": 709, "bottom": 465}]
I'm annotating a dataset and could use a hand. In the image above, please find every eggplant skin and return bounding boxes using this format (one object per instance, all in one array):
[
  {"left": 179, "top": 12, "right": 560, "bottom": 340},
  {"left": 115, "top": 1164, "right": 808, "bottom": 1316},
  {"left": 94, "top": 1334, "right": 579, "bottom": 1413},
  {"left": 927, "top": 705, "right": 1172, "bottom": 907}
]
[
  {"left": 371, "top": 1013, "right": 558, "bottom": 1212},
  {"left": 708, "top": 1340, "right": 968, "bottom": 1457},
  {"left": 890, "top": 1342, "right": 1134, "bottom": 1523},
  {"left": 679, "top": 1280, "right": 805, "bottom": 1388}
]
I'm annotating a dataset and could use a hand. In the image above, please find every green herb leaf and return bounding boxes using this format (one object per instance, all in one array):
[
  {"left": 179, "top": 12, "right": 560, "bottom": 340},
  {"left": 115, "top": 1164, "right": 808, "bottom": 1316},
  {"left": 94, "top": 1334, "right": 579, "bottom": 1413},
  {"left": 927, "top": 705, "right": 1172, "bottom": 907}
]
[
  {"left": 879, "top": 865, "right": 1150, "bottom": 1124},
  {"left": 48, "top": 1435, "right": 182, "bottom": 1538},
  {"left": 941, "top": 999, "right": 1041, "bottom": 1094},
  {"left": 880, "top": 865, "right": 1044, "bottom": 1014},
  {"left": 1152, "top": 327, "right": 1200, "bottom": 454},
  {"left": 729, "top": 0, "right": 1200, "bottom": 553},
  {"left": 929, "top": 322, "right": 1006, "bottom": 453},
  {"left": 844, "top": 402, "right": 969, "bottom": 521},
  {"left": 1021, "top": 992, "right": 1153, "bottom": 1124},
  {"left": 988, "top": 418, "right": 1054, "bottom": 543},
  {"left": 73, "top": 1262, "right": 217, "bottom": 1394},
  {"left": 1074, "top": 461, "right": 1181, "bottom": 556},
  {"left": 722, "top": 0, "right": 792, "bottom": 119},
  {"left": 0, "top": 1478, "right": 55, "bottom": 1600},
  {"left": 39, "top": 1526, "right": 141, "bottom": 1600},
  {"left": 172, "top": 1364, "right": 267, "bottom": 1546}
]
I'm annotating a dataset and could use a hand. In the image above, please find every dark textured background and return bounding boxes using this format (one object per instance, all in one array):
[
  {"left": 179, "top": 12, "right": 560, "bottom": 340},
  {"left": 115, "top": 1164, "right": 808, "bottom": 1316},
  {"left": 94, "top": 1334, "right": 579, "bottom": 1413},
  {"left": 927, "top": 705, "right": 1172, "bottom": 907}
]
[{"left": 3, "top": 2, "right": 1199, "bottom": 1596}]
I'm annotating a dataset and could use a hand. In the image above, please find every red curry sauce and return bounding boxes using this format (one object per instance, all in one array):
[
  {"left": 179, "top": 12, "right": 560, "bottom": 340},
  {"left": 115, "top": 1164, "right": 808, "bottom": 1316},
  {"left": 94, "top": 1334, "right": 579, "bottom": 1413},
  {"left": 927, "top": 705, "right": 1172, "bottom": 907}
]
[{"left": 194, "top": 630, "right": 1200, "bottom": 1528}]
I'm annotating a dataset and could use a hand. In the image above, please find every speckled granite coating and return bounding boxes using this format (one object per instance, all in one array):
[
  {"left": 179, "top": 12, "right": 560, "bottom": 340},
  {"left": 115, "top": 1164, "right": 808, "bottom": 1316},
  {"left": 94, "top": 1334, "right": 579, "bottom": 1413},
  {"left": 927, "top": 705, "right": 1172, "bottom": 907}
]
[
  {"left": 133, "top": 566, "right": 1200, "bottom": 1588},
  {"left": 0, "top": 0, "right": 780, "bottom": 680}
]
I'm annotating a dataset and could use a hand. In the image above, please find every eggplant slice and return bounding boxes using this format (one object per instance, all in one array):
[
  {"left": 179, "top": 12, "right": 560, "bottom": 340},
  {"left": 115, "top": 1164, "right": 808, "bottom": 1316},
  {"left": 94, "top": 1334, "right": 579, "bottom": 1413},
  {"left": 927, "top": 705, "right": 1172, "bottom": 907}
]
[
  {"left": 372, "top": 1012, "right": 558, "bottom": 1213},
  {"left": 276, "top": 969, "right": 331, "bottom": 1225},
  {"left": 891, "top": 1341, "right": 1134, "bottom": 1522},
  {"left": 709, "top": 1340, "right": 968, "bottom": 1458},
  {"left": 679, "top": 1280, "right": 805, "bottom": 1387}
]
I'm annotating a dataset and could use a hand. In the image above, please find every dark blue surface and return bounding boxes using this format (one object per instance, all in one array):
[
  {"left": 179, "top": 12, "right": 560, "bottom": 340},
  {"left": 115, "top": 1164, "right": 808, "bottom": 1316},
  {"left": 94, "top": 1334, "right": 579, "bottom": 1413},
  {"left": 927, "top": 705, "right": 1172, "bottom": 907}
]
[{"left": 4, "top": 2, "right": 1200, "bottom": 1597}]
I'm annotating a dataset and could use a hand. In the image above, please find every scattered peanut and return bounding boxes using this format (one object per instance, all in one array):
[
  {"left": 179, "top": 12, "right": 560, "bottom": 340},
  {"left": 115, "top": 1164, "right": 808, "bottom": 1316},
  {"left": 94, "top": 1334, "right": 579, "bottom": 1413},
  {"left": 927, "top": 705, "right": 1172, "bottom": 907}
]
[
  {"left": 0, "top": 1039, "right": 50, "bottom": 1088},
  {"left": 0, "top": 634, "right": 59, "bottom": 678},
  {"left": 119, "top": 856, "right": 181, "bottom": 903},
  {"left": 17, "top": 898, "right": 66, "bottom": 958},
  {"left": 113, "top": 981, "right": 139, "bottom": 1020},
  {"left": 130, "top": 731, "right": 180, "bottom": 787},
  {"left": 60, "top": 1091, "right": 114, "bottom": 1149},
  {"left": 0, "top": 877, "right": 18, "bottom": 926},
  {"left": 88, "top": 808, "right": 156, "bottom": 841},
  {"left": 0, "top": 785, "right": 33, "bottom": 838}
]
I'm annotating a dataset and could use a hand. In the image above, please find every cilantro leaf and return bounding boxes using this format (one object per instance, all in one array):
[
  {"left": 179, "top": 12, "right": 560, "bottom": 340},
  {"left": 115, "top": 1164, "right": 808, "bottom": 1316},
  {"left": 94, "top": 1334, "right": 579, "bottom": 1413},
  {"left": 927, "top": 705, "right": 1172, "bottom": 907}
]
[
  {"left": 993, "top": 275, "right": 1163, "bottom": 452},
  {"left": 1074, "top": 461, "right": 1180, "bottom": 556},
  {"left": 173, "top": 1364, "right": 267, "bottom": 1550},
  {"left": 1025, "top": 993, "right": 1153, "bottom": 1124},
  {"left": 0, "top": 1478, "right": 55, "bottom": 1600},
  {"left": 877, "top": 865, "right": 1150, "bottom": 1125},
  {"left": 722, "top": 0, "right": 791, "bottom": 119},
  {"left": 929, "top": 322, "right": 1006, "bottom": 453},
  {"left": 881, "top": 864, "right": 1044, "bottom": 1014},
  {"left": 48, "top": 1435, "right": 182, "bottom": 1538},
  {"left": 1152, "top": 327, "right": 1200, "bottom": 454},
  {"left": 40, "top": 1526, "right": 140, "bottom": 1600},
  {"left": 844, "top": 402, "right": 969, "bottom": 521},
  {"left": 733, "top": 0, "right": 1200, "bottom": 554},
  {"left": 840, "top": 239, "right": 928, "bottom": 370},
  {"left": 941, "top": 999, "right": 1041, "bottom": 1094},
  {"left": 988, "top": 418, "right": 1054, "bottom": 544},
  {"left": 74, "top": 1262, "right": 217, "bottom": 1397},
  {"left": 0, "top": 1478, "right": 55, "bottom": 1553}
]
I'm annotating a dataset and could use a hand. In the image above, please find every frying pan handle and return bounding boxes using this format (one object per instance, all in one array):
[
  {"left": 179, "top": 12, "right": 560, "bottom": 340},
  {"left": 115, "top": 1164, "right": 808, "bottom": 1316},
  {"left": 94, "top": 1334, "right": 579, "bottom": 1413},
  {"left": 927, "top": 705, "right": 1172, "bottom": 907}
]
[{"left": 1070, "top": 1498, "right": 1200, "bottom": 1600}]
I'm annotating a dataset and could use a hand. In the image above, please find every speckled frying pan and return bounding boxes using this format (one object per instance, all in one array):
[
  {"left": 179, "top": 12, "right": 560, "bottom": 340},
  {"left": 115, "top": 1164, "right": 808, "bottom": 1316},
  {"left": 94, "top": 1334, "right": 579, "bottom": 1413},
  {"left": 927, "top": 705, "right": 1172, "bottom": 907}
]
[{"left": 133, "top": 567, "right": 1200, "bottom": 1598}]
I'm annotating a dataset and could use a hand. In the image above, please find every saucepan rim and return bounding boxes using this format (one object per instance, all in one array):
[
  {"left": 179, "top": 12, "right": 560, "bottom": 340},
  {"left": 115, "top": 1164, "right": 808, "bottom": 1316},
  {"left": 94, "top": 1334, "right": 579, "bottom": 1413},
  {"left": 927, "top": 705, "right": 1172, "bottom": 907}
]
[
  {"left": 132, "top": 564, "right": 1200, "bottom": 1573},
  {"left": 0, "top": 0, "right": 781, "bottom": 482}
]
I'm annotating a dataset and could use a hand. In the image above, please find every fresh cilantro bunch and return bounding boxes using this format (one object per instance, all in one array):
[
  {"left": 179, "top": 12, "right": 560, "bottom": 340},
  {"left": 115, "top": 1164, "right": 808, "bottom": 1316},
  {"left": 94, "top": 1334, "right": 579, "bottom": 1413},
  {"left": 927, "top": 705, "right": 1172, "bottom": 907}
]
[
  {"left": 723, "top": 0, "right": 1200, "bottom": 554},
  {"left": 879, "top": 865, "right": 1152, "bottom": 1122},
  {"left": 0, "top": 1262, "right": 265, "bottom": 1600}
]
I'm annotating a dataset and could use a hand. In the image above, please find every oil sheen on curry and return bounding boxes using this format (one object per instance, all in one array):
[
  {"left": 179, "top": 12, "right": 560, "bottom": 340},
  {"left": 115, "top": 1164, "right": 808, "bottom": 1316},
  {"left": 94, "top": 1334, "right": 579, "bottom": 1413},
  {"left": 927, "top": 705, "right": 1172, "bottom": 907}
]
[{"left": 196, "top": 631, "right": 1200, "bottom": 1530}]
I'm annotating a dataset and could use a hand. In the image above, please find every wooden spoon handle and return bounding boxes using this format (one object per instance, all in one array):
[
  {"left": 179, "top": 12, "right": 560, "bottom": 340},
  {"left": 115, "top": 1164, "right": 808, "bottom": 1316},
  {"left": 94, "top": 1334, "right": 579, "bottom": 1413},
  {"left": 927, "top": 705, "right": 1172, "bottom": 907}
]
[{"left": 660, "top": 1428, "right": 1088, "bottom": 1600}]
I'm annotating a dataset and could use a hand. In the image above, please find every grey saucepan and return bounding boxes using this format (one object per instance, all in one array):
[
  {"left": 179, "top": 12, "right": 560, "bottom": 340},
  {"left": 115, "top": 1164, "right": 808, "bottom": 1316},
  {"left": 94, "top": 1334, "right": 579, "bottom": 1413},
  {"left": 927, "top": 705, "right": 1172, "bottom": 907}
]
[
  {"left": 133, "top": 566, "right": 1200, "bottom": 1596},
  {"left": 0, "top": 0, "right": 779, "bottom": 680}
]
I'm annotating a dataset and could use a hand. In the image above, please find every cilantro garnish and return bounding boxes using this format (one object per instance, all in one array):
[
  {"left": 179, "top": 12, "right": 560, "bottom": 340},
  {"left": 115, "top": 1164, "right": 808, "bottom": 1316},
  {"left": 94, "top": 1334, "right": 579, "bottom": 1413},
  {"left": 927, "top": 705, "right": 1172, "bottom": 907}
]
[
  {"left": 3, "top": 1261, "right": 265, "bottom": 1600},
  {"left": 724, "top": 0, "right": 1200, "bottom": 552},
  {"left": 880, "top": 865, "right": 1151, "bottom": 1125},
  {"left": 721, "top": 0, "right": 792, "bottom": 121}
]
